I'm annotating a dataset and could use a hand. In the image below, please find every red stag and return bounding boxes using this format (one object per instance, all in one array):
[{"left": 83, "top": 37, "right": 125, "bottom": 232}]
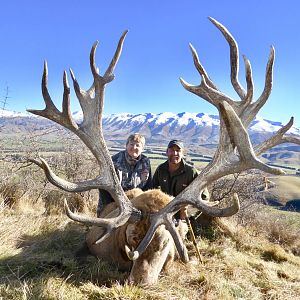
[{"left": 28, "top": 17, "right": 300, "bottom": 285}]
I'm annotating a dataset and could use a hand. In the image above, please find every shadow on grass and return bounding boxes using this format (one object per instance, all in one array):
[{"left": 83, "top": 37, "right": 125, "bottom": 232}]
[
  {"left": 283, "top": 199, "right": 300, "bottom": 212},
  {"left": 264, "top": 197, "right": 300, "bottom": 212},
  {"left": 0, "top": 222, "right": 128, "bottom": 288}
]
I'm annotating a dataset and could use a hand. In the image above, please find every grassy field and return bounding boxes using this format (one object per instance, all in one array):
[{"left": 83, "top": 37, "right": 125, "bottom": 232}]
[
  {"left": 0, "top": 195, "right": 299, "bottom": 300},
  {"left": 0, "top": 138, "right": 300, "bottom": 299}
]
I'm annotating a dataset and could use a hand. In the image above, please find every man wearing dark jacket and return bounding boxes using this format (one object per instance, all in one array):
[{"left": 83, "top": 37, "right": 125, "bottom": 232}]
[{"left": 152, "top": 139, "right": 208, "bottom": 220}]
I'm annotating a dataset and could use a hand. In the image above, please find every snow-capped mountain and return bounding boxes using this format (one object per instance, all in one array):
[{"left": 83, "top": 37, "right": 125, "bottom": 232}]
[
  {"left": 100, "top": 112, "right": 300, "bottom": 145},
  {"left": 0, "top": 109, "right": 31, "bottom": 118},
  {"left": 1, "top": 109, "right": 299, "bottom": 145}
]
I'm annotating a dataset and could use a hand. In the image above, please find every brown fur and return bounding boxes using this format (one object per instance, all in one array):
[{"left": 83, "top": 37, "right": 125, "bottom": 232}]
[{"left": 85, "top": 188, "right": 187, "bottom": 285}]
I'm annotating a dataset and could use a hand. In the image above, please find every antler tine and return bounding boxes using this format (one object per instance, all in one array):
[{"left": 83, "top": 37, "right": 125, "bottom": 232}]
[
  {"left": 167, "top": 222, "right": 189, "bottom": 262},
  {"left": 283, "top": 135, "right": 300, "bottom": 145},
  {"left": 64, "top": 199, "right": 119, "bottom": 244},
  {"left": 255, "top": 117, "right": 300, "bottom": 155},
  {"left": 41, "top": 61, "right": 58, "bottom": 112},
  {"left": 104, "top": 30, "right": 128, "bottom": 78},
  {"left": 67, "top": 44, "right": 99, "bottom": 127},
  {"left": 90, "top": 41, "right": 100, "bottom": 78},
  {"left": 62, "top": 70, "right": 71, "bottom": 114},
  {"left": 242, "top": 55, "right": 254, "bottom": 107},
  {"left": 62, "top": 70, "right": 79, "bottom": 130},
  {"left": 208, "top": 16, "right": 246, "bottom": 100},
  {"left": 27, "top": 62, "right": 78, "bottom": 133},
  {"left": 250, "top": 47, "right": 275, "bottom": 116},
  {"left": 64, "top": 198, "right": 113, "bottom": 228},
  {"left": 188, "top": 43, "right": 218, "bottom": 90},
  {"left": 126, "top": 216, "right": 166, "bottom": 261},
  {"left": 179, "top": 71, "right": 236, "bottom": 109},
  {"left": 69, "top": 68, "right": 90, "bottom": 118},
  {"left": 239, "top": 46, "right": 275, "bottom": 129},
  {"left": 219, "top": 101, "right": 285, "bottom": 175},
  {"left": 28, "top": 157, "right": 104, "bottom": 192},
  {"left": 26, "top": 62, "right": 52, "bottom": 114},
  {"left": 180, "top": 42, "right": 237, "bottom": 109}
]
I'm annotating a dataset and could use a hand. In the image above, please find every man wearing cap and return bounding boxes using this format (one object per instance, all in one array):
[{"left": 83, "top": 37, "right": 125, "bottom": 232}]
[{"left": 152, "top": 139, "right": 208, "bottom": 220}]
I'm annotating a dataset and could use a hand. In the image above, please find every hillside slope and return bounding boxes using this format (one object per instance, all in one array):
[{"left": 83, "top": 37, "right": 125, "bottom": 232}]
[{"left": 263, "top": 175, "right": 300, "bottom": 210}]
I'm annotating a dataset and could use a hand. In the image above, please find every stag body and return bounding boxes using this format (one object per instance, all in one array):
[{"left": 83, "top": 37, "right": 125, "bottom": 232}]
[{"left": 86, "top": 189, "right": 187, "bottom": 285}]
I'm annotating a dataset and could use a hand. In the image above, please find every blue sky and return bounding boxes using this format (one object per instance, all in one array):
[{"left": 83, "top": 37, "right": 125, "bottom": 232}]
[{"left": 0, "top": 0, "right": 299, "bottom": 126}]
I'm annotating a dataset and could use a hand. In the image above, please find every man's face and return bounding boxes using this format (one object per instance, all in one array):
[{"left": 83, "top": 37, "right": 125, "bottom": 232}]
[
  {"left": 126, "top": 140, "right": 144, "bottom": 159},
  {"left": 167, "top": 145, "right": 183, "bottom": 165}
]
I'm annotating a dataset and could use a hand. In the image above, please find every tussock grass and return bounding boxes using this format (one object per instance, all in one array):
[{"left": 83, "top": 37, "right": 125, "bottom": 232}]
[
  {"left": 261, "top": 245, "right": 289, "bottom": 263},
  {"left": 0, "top": 181, "right": 26, "bottom": 208},
  {"left": 1, "top": 195, "right": 300, "bottom": 299},
  {"left": 43, "top": 190, "right": 93, "bottom": 215}
]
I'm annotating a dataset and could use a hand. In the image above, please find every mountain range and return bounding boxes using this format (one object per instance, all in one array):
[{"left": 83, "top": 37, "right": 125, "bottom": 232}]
[
  {"left": 101, "top": 112, "right": 300, "bottom": 145},
  {"left": 1, "top": 109, "right": 300, "bottom": 147}
]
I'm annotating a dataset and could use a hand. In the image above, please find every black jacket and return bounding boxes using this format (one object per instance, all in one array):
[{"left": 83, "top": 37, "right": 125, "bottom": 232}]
[{"left": 152, "top": 159, "right": 198, "bottom": 197}]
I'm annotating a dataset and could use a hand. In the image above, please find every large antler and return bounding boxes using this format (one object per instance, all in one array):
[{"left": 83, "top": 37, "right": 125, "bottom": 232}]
[
  {"left": 28, "top": 31, "right": 143, "bottom": 243},
  {"left": 127, "top": 17, "right": 300, "bottom": 262}
]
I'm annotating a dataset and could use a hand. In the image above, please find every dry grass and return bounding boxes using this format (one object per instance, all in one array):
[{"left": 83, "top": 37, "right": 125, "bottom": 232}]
[
  {"left": 0, "top": 156, "right": 299, "bottom": 299},
  {"left": 0, "top": 194, "right": 299, "bottom": 300},
  {"left": 2, "top": 128, "right": 298, "bottom": 298}
]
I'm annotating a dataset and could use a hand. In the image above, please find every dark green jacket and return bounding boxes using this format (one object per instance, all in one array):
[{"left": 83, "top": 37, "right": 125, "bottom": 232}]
[{"left": 152, "top": 159, "right": 198, "bottom": 197}]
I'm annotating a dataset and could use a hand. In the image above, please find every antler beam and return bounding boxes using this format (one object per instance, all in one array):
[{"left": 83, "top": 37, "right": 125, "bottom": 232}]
[
  {"left": 127, "top": 17, "right": 300, "bottom": 261},
  {"left": 28, "top": 31, "right": 143, "bottom": 238}
]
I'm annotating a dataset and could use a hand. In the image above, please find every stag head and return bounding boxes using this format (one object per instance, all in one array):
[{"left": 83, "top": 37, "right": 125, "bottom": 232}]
[{"left": 28, "top": 17, "right": 300, "bottom": 264}]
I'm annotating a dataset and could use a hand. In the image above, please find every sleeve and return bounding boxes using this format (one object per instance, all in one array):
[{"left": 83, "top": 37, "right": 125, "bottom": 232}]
[
  {"left": 193, "top": 167, "right": 199, "bottom": 179},
  {"left": 111, "top": 151, "right": 124, "bottom": 187},
  {"left": 143, "top": 167, "right": 152, "bottom": 191},
  {"left": 152, "top": 167, "right": 160, "bottom": 189}
]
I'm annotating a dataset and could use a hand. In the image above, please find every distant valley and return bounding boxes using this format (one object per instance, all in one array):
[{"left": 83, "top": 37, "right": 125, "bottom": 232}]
[{"left": 1, "top": 109, "right": 300, "bottom": 173}]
